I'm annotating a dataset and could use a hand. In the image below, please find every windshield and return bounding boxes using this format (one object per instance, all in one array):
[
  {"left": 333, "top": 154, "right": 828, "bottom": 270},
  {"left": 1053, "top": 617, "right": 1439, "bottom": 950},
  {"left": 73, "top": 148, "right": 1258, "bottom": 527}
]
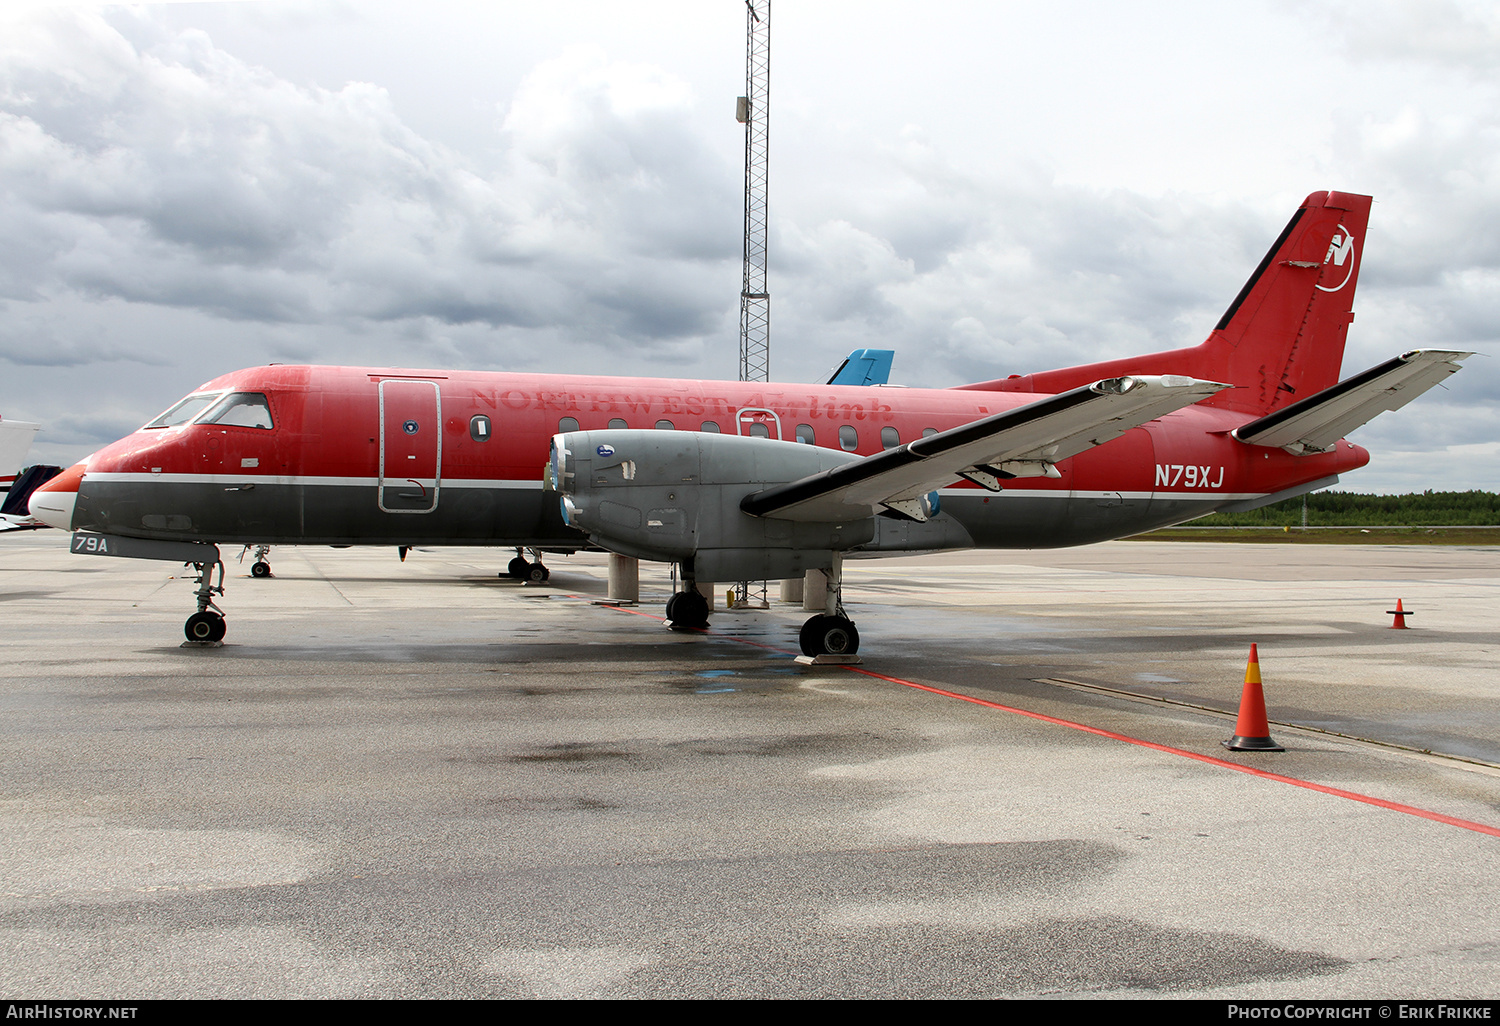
[
  {"left": 198, "top": 392, "right": 274, "bottom": 429},
  {"left": 144, "top": 392, "right": 225, "bottom": 429}
]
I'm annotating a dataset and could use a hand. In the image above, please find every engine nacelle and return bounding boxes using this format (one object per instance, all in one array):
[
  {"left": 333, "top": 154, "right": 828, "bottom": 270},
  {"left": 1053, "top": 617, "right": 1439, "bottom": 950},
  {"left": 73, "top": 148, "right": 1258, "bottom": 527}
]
[{"left": 550, "top": 430, "right": 875, "bottom": 581}]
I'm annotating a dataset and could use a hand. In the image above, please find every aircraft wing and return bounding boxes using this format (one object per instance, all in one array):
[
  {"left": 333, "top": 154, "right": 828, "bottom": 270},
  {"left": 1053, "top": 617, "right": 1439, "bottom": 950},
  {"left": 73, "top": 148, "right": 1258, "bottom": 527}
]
[
  {"left": 741, "top": 374, "right": 1230, "bottom": 523},
  {"left": 1233, "top": 350, "right": 1472, "bottom": 456}
]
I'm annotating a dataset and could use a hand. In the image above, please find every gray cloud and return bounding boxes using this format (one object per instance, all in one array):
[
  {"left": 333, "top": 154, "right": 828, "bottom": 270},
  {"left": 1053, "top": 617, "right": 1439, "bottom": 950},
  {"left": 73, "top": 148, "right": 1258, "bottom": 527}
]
[{"left": 1, "top": 5, "right": 1495, "bottom": 494}]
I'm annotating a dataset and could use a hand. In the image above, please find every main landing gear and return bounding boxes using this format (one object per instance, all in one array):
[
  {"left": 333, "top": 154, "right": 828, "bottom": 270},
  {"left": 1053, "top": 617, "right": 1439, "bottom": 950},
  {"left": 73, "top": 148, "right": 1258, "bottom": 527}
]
[
  {"left": 183, "top": 558, "right": 227, "bottom": 643},
  {"left": 503, "top": 547, "right": 551, "bottom": 583},
  {"left": 665, "top": 588, "right": 710, "bottom": 630},
  {"left": 800, "top": 614, "right": 859, "bottom": 657},
  {"left": 665, "top": 563, "right": 710, "bottom": 630},
  {"left": 799, "top": 553, "right": 860, "bottom": 659},
  {"left": 241, "top": 544, "right": 273, "bottom": 578}
]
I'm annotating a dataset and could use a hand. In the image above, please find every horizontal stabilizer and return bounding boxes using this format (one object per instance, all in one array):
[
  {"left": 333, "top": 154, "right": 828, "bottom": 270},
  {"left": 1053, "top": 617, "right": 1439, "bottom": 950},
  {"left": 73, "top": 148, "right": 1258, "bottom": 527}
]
[
  {"left": 1233, "top": 350, "right": 1471, "bottom": 456},
  {"left": 741, "top": 375, "right": 1230, "bottom": 522}
]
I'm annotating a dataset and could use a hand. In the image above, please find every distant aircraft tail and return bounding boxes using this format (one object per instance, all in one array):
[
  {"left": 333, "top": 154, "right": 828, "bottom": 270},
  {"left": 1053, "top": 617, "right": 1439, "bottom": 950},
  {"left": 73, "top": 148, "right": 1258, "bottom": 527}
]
[
  {"left": 0, "top": 414, "right": 42, "bottom": 492},
  {"left": 955, "top": 190, "right": 1373, "bottom": 417}
]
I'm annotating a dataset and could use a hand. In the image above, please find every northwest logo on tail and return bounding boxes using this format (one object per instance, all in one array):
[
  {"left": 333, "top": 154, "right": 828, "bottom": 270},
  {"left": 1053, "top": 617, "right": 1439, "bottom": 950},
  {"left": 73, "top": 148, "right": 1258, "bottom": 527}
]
[{"left": 1316, "top": 224, "right": 1356, "bottom": 292}]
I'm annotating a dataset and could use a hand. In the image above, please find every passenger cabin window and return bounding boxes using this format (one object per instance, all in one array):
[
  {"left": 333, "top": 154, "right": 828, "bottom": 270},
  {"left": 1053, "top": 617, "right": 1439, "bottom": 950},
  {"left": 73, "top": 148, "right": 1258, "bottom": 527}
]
[
  {"left": 922, "top": 427, "right": 938, "bottom": 439},
  {"left": 470, "top": 415, "right": 492, "bottom": 441},
  {"left": 747, "top": 422, "right": 770, "bottom": 438},
  {"left": 881, "top": 427, "right": 901, "bottom": 450},
  {"left": 655, "top": 419, "right": 675, "bottom": 430},
  {"left": 199, "top": 392, "right": 273, "bottom": 429},
  {"left": 609, "top": 418, "right": 628, "bottom": 429},
  {"left": 559, "top": 417, "right": 580, "bottom": 433},
  {"left": 145, "top": 392, "right": 224, "bottom": 429},
  {"left": 839, "top": 425, "right": 858, "bottom": 452},
  {"left": 795, "top": 424, "right": 815, "bottom": 445},
  {"left": 700, "top": 421, "right": 721, "bottom": 433}
]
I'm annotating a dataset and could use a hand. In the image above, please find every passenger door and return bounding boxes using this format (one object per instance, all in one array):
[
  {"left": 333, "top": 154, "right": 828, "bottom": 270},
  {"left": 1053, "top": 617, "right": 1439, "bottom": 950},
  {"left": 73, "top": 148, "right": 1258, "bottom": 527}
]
[{"left": 378, "top": 379, "right": 441, "bottom": 513}]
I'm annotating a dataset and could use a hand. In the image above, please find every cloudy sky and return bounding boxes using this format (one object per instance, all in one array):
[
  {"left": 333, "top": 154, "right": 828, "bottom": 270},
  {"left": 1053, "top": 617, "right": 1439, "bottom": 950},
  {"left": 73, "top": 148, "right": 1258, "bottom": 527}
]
[{"left": 1, "top": 0, "right": 1496, "bottom": 492}]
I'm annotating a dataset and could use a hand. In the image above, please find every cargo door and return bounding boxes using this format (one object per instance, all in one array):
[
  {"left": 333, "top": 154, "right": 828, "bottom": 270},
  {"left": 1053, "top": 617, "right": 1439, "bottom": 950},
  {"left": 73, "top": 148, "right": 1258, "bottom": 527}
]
[{"left": 378, "top": 379, "right": 441, "bottom": 513}]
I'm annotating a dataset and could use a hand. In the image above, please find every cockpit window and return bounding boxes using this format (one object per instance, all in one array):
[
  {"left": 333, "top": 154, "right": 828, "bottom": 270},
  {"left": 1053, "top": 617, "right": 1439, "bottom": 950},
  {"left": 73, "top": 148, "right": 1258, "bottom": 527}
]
[
  {"left": 198, "top": 392, "right": 274, "bottom": 429},
  {"left": 144, "top": 392, "right": 225, "bottom": 429}
]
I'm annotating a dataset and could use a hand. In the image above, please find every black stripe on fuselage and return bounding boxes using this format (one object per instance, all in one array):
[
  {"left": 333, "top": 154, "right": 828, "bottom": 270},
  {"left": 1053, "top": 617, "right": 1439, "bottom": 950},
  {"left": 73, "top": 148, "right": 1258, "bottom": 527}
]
[{"left": 74, "top": 478, "right": 1230, "bottom": 552}]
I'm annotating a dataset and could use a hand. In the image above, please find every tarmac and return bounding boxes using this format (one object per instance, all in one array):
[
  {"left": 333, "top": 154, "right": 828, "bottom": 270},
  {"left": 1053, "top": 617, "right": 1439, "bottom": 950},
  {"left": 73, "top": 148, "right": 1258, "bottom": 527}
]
[{"left": 2, "top": 531, "right": 1498, "bottom": 999}]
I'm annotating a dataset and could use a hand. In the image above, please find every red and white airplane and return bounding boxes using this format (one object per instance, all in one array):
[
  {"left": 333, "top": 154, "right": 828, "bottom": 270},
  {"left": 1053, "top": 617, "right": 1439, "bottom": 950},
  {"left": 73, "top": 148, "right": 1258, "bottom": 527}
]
[{"left": 30, "top": 190, "right": 1468, "bottom": 653}]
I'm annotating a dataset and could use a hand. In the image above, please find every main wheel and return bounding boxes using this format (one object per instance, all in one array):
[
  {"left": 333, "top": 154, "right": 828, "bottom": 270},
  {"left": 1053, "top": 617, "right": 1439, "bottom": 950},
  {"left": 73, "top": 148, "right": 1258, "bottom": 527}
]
[
  {"left": 800, "top": 614, "right": 859, "bottom": 657},
  {"left": 668, "top": 590, "right": 709, "bottom": 628},
  {"left": 507, "top": 556, "right": 529, "bottom": 579},
  {"left": 250, "top": 561, "right": 271, "bottom": 578},
  {"left": 185, "top": 611, "right": 225, "bottom": 643},
  {"left": 525, "top": 562, "right": 548, "bottom": 584}
]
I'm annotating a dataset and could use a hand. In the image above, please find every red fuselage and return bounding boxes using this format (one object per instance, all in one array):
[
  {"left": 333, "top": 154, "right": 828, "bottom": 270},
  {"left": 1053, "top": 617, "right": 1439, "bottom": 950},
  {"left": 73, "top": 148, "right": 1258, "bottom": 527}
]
[{"left": 55, "top": 364, "right": 1367, "bottom": 551}]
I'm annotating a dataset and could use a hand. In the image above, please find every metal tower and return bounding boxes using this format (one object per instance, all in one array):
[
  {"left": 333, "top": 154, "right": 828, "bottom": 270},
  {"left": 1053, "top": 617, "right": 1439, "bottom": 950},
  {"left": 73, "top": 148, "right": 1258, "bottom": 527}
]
[
  {"left": 734, "top": 1, "right": 771, "bottom": 610},
  {"left": 737, "top": 0, "right": 770, "bottom": 384}
]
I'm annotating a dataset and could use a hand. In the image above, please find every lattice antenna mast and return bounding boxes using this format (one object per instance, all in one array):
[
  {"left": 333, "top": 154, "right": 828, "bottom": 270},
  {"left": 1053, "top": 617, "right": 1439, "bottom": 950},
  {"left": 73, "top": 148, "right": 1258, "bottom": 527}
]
[{"left": 737, "top": 0, "right": 771, "bottom": 383}]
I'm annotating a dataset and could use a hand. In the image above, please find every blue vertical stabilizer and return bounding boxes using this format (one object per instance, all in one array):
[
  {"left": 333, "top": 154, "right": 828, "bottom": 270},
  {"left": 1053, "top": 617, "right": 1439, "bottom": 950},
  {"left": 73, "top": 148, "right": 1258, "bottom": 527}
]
[{"left": 825, "top": 349, "right": 896, "bottom": 386}]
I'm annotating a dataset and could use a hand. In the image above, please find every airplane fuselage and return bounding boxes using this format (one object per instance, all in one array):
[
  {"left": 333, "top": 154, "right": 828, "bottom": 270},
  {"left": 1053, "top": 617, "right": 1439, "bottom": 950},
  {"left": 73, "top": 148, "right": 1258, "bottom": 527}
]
[{"left": 62, "top": 363, "right": 1367, "bottom": 553}]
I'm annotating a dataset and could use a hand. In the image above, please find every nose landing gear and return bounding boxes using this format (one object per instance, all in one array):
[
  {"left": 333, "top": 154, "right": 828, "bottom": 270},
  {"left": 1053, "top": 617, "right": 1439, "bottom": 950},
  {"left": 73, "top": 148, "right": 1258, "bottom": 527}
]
[{"left": 183, "top": 559, "right": 227, "bottom": 644}]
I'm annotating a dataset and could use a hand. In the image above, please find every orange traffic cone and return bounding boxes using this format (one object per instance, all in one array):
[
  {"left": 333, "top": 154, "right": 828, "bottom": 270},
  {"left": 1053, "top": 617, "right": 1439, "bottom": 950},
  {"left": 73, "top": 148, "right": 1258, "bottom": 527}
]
[
  {"left": 1386, "top": 599, "right": 1413, "bottom": 629},
  {"left": 1222, "top": 644, "right": 1284, "bottom": 752}
]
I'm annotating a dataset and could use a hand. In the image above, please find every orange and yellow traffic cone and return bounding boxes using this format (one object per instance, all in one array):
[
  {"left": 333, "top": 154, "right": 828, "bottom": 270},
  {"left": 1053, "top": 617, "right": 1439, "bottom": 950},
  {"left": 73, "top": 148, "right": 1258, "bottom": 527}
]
[
  {"left": 1386, "top": 599, "right": 1413, "bottom": 629},
  {"left": 1222, "top": 644, "right": 1284, "bottom": 752}
]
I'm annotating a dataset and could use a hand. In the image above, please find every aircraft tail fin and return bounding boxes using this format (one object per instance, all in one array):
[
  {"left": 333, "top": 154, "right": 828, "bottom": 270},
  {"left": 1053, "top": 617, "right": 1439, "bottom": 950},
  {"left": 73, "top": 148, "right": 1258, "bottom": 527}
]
[
  {"left": 954, "top": 190, "right": 1373, "bottom": 417},
  {"left": 1202, "top": 190, "right": 1370, "bottom": 414},
  {"left": 826, "top": 349, "right": 896, "bottom": 387}
]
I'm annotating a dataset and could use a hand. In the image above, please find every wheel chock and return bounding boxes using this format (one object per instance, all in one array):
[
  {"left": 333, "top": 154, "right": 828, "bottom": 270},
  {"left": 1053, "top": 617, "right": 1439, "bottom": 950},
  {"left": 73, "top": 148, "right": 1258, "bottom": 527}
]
[
  {"left": 794, "top": 653, "right": 863, "bottom": 666},
  {"left": 1222, "top": 643, "right": 1284, "bottom": 752},
  {"left": 1386, "top": 599, "right": 1413, "bottom": 629}
]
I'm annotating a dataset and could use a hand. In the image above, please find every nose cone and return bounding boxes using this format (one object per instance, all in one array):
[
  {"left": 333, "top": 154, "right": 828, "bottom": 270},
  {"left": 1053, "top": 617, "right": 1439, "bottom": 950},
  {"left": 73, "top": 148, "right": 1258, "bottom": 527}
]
[{"left": 29, "top": 462, "right": 85, "bottom": 531}]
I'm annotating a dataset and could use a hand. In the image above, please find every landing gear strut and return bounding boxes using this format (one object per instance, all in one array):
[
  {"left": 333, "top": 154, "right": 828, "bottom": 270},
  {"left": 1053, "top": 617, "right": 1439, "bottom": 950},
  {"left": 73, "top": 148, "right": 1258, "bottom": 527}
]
[
  {"left": 799, "top": 553, "right": 860, "bottom": 658},
  {"left": 183, "top": 559, "right": 227, "bottom": 643},
  {"left": 503, "top": 547, "right": 550, "bottom": 583}
]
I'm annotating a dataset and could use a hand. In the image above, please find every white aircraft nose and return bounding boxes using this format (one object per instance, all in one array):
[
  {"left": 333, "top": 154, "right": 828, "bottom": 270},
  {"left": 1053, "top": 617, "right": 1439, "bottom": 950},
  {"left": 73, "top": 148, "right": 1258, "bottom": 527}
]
[{"left": 29, "top": 464, "right": 83, "bottom": 531}]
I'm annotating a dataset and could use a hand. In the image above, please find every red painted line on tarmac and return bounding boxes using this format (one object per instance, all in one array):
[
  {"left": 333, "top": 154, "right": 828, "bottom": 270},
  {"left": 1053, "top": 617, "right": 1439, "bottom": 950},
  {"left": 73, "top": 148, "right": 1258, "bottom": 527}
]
[
  {"left": 583, "top": 598, "right": 1500, "bottom": 839},
  {"left": 847, "top": 666, "right": 1500, "bottom": 839}
]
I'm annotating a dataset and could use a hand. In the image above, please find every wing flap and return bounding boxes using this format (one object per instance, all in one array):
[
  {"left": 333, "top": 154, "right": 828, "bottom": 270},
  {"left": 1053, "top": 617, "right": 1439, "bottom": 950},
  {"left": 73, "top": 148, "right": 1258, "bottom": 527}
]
[
  {"left": 741, "top": 374, "right": 1229, "bottom": 522},
  {"left": 1234, "top": 350, "right": 1471, "bottom": 455}
]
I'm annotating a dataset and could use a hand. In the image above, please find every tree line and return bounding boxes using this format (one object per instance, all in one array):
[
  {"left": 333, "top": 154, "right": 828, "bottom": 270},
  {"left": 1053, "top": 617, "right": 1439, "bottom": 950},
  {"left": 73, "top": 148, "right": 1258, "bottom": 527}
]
[{"left": 1193, "top": 490, "right": 1500, "bottom": 527}]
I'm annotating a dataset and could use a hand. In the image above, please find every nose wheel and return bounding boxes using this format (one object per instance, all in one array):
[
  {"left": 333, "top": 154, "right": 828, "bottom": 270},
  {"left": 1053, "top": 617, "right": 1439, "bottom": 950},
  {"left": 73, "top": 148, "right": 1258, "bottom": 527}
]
[
  {"left": 185, "top": 611, "right": 227, "bottom": 642},
  {"left": 182, "top": 558, "right": 227, "bottom": 645}
]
